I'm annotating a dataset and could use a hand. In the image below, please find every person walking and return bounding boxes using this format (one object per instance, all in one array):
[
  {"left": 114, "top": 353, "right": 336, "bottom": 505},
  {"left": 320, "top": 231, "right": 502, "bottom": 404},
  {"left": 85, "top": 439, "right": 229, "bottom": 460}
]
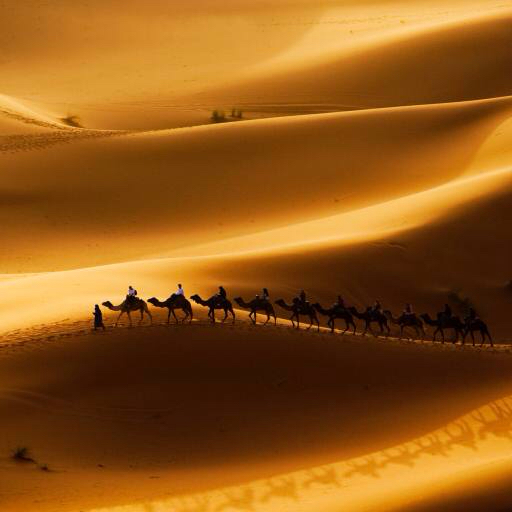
[{"left": 93, "top": 304, "right": 105, "bottom": 331}]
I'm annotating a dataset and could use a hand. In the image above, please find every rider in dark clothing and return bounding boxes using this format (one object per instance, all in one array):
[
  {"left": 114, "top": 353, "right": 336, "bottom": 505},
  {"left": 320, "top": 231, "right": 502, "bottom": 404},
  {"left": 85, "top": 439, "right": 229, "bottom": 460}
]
[
  {"left": 261, "top": 288, "right": 269, "bottom": 301},
  {"left": 442, "top": 303, "right": 452, "bottom": 320},
  {"left": 299, "top": 289, "right": 307, "bottom": 305},
  {"left": 216, "top": 286, "right": 227, "bottom": 304},
  {"left": 335, "top": 295, "right": 345, "bottom": 309},
  {"left": 371, "top": 300, "right": 382, "bottom": 314},
  {"left": 466, "top": 308, "right": 479, "bottom": 324}
]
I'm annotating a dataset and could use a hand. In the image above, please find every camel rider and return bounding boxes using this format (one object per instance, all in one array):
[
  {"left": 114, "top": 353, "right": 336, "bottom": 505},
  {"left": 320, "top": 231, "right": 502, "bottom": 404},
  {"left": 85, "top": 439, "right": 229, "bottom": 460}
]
[
  {"left": 127, "top": 285, "right": 138, "bottom": 305},
  {"left": 403, "top": 303, "right": 414, "bottom": 317},
  {"left": 334, "top": 295, "right": 345, "bottom": 310},
  {"left": 299, "top": 289, "right": 307, "bottom": 305},
  {"left": 465, "top": 308, "right": 479, "bottom": 325},
  {"left": 170, "top": 283, "right": 184, "bottom": 301},
  {"left": 216, "top": 286, "right": 227, "bottom": 305},
  {"left": 442, "top": 303, "right": 452, "bottom": 320},
  {"left": 371, "top": 300, "right": 382, "bottom": 315},
  {"left": 261, "top": 288, "right": 269, "bottom": 301}
]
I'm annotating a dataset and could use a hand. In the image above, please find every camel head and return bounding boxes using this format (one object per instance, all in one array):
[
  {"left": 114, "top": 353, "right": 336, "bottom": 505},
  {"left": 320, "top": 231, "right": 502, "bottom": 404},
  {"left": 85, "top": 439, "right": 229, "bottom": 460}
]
[
  {"left": 233, "top": 297, "right": 244, "bottom": 306},
  {"left": 274, "top": 298, "right": 286, "bottom": 306},
  {"left": 147, "top": 297, "right": 159, "bottom": 306},
  {"left": 102, "top": 301, "right": 113, "bottom": 309},
  {"left": 190, "top": 294, "right": 201, "bottom": 304}
]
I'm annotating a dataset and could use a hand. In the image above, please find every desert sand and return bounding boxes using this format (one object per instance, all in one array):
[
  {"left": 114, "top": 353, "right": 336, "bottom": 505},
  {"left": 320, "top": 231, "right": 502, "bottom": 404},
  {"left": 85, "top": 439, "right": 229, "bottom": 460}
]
[{"left": 1, "top": 0, "right": 512, "bottom": 510}]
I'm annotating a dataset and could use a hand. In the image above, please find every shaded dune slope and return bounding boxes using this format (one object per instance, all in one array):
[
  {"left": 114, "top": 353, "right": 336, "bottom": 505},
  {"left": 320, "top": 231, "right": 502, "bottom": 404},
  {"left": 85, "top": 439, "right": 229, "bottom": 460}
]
[
  {"left": 1, "top": 326, "right": 512, "bottom": 512},
  {"left": 196, "top": 12, "right": 512, "bottom": 113},
  {"left": 1, "top": 96, "right": 511, "bottom": 271}
]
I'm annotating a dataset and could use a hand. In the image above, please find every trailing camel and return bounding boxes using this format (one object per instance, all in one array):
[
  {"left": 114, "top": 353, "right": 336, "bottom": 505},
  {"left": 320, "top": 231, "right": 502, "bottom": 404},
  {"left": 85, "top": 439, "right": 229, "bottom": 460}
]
[
  {"left": 102, "top": 298, "right": 152, "bottom": 326},
  {"left": 419, "top": 313, "right": 464, "bottom": 344},
  {"left": 312, "top": 303, "right": 356, "bottom": 334},
  {"left": 190, "top": 294, "right": 235, "bottom": 324},
  {"left": 384, "top": 310, "right": 425, "bottom": 339},
  {"left": 348, "top": 306, "right": 390, "bottom": 337},
  {"left": 233, "top": 297, "right": 277, "bottom": 325},
  {"left": 148, "top": 295, "right": 193, "bottom": 324},
  {"left": 275, "top": 298, "right": 320, "bottom": 331},
  {"left": 462, "top": 319, "right": 493, "bottom": 347}
]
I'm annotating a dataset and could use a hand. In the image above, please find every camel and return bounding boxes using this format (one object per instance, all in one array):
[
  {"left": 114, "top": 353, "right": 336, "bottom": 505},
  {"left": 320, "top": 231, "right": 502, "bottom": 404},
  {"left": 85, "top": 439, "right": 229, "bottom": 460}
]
[
  {"left": 147, "top": 295, "right": 193, "bottom": 324},
  {"left": 190, "top": 294, "right": 235, "bottom": 324},
  {"left": 348, "top": 306, "right": 390, "bottom": 337},
  {"left": 420, "top": 313, "right": 464, "bottom": 344},
  {"left": 102, "top": 298, "right": 152, "bottom": 326},
  {"left": 312, "top": 303, "right": 356, "bottom": 334},
  {"left": 233, "top": 297, "right": 277, "bottom": 325},
  {"left": 274, "top": 298, "right": 320, "bottom": 331},
  {"left": 384, "top": 310, "right": 425, "bottom": 339},
  {"left": 462, "top": 318, "right": 493, "bottom": 347}
]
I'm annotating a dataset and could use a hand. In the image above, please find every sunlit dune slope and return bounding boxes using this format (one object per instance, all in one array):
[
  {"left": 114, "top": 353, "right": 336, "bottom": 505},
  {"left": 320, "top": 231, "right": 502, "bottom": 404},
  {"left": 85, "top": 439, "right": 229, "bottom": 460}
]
[
  {"left": 1, "top": 2, "right": 509, "bottom": 130},
  {"left": 1, "top": 96, "right": 510, "bottom": 272},
  {"left": 0, "top": 94, "right": 71, "bottom": 134},
  {"left": 0, "top": 160, "right": 511, "bottom": 338},
  {"left": 1, "top": 325, "right": 512, "bottom": 512},
  {"left": 193, "top": 12, "right": 512, "bottom": 114}
]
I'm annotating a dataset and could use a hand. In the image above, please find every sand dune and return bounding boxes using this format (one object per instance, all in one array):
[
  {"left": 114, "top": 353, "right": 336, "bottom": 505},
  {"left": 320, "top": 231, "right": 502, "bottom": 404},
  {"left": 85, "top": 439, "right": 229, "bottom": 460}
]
[
  {"left": 195, "top": 11, "right": 512, "bottom": 113},
  {"left": 2, "top": 0, "right": 512, "bottom": 510},
  {"left": 1, "top": 96, "right": 510, "bottom": 272},
  {"left": 1, "top": 325, "right": 512, "bottom": 512},
  {"left": 0, "top": 94, "right": 72, "bottom": 134}
]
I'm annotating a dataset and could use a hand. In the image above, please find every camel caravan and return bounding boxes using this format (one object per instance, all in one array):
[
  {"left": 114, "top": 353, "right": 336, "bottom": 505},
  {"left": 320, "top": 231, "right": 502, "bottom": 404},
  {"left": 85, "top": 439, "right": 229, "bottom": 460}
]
[{"left": 98, "top": 285, "right": 493, "bottom": 347}]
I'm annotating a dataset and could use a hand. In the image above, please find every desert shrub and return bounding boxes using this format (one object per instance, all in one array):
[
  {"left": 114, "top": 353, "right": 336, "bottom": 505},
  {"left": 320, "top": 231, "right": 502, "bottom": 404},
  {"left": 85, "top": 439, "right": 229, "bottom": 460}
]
[
  {"left": 211, "top": 110, "right": 226, "bottom": 123},
  {"left": 60, "top": 115, "right": 82, "bottom": 128}
]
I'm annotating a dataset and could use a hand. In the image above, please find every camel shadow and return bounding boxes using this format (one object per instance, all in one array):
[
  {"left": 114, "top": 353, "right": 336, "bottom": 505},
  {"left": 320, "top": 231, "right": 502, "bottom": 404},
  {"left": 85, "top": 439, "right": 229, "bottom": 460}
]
[
  {"left": 260, "top": 477, "right": 299, "bottom": 503},
  {"left": 344, "top": 456, "right": 382, "bottom": 479},
  {"left": 472, "top": 399, "right": 512, "bottom": 441},
  {"left": 172, "top": 496, "right": 212, "bottom": 512},
  {"left": 302, "top": 466, "right": 341, "bottom": 489},
  {"left": 214, "top": 488, "right": 256, "bottom": 512}
]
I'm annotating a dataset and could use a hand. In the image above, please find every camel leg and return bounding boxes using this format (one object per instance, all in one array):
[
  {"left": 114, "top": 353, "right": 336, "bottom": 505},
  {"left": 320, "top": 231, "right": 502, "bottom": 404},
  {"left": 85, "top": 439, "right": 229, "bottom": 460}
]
[
  {"left": 209, "top": 308, "right": 215, "bottom": 323},
  {"left": 167, "top": 309, "right": 171, "bottom": 324},
  {"left": 171, "top": 309, "right": 179, "bottom": 324},
  {"left": 471, "top": 330, "right": 475, "bottom": 346},
  {"left": 144, "top": 306, "right": 152, "bottom": 324},
  {"left": 127, "top": 311, "right": 133, "bottom": 326},
  {"left": 481, "top": 329, "right": 492, "bottom": 347},
  {"left": 351, "top": 321, "right": 357, "bottom": 335},
  {"left": 399, "top": 326, "right": 404, "bottom": 340},
  {"left": 231, "top": 308, "right": 236, "bottom": 324},
  {"left": 264, "top": 312, "right": 271, "bottom": 325},
  {"left": 433, "top": 327, "right": 440, "bottom": 343},
  {"left": 315, "top": 316, "right": 320, "bottom": 333},
  {"left": 328, "top": 318, "right": 334, "bottom": 333},
  {"left": 115, "top": 311, "right": 124, "bottom": 327}
]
